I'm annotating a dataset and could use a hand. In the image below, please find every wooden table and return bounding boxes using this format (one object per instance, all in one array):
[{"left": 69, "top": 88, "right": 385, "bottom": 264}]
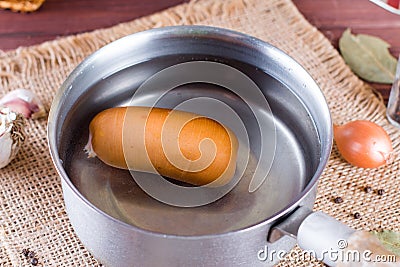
[
  {"left": 292, "top": 0, "right": 400, "bottom": 102},
  {"left": 1, "top": 0, "right": 400, "bottom": 101}
]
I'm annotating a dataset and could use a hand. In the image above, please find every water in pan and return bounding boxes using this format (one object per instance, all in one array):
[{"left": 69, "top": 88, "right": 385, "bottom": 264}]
[{"left": 62, "top": 55, "right": 319, "bottom": 236}]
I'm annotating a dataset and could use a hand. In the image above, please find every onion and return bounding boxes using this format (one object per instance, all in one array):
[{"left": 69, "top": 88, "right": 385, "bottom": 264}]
[{"left": 333, "top": 120, "right": 393, "bottom": 168}]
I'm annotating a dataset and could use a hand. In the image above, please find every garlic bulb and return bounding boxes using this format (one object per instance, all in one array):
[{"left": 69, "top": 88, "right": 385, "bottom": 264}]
[
  {"left": 0, "top": 89, "right": 46, "bottom": 119},
  {"left": 0, "top": 108, "right": 26, "bottom": 169}
]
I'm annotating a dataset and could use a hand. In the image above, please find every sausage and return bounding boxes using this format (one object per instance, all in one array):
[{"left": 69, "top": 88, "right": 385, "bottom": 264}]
[{"left": 85, "top": 106, "right": 238, "bottom": 186}]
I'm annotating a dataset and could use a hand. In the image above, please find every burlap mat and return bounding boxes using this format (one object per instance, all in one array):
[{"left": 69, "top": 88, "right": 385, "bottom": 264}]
[{"left": 0, "top": 0, "right": 399, "bottom": 266}]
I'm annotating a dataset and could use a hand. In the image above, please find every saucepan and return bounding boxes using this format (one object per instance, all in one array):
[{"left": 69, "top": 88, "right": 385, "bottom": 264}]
[{"left": 47, "top": 26, "right": 386, "bottom": 267}]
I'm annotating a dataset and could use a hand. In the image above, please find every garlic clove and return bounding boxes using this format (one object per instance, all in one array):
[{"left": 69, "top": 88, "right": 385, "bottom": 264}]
[
  {"left": 0, "top": 132, "right": 14, "bottom": 169},
  {"left": 1, "top": 98, "right": 32, "bottom": 119},
  {"left": 0, "top": 89, "right": 46, "bottom": 119},
  {"left": 0, "top": 108, "right": 26, "bottom": 169}
]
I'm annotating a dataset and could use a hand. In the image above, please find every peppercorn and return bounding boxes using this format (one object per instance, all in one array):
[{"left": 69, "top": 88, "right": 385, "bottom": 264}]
[
  {"left": 353, "top": 212, "right": 361, "bottom": 219},
  {"left": 27, "top": 250, "right": 35, "bottom": 258},
  {"left": 364, "top": 186, "right": 372, "bottom": 193},
  {"left": 30, "top": 257, "right": 38, "bottom": 266},
  {"left": 22, "top": 248, "right": 29, "bottom": 258},
  {"left": 377, "top": 189, "right": 385, "bottom": 196},
  {"left": 333, "top": 196, "right": 343, "bottom": 203}
]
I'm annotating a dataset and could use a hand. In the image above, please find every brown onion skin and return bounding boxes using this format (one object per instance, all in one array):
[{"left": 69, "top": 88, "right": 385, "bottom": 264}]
[{"left": 333, "top": 120, "right": 393, "bottom": 168}]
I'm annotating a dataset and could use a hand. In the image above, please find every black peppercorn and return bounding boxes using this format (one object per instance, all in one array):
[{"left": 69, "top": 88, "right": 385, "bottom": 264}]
[
  {"left": 364, "top": 186, "right": 372, "bottom": 193},
  {"left": 377, "top": 189, "right": 385, "bottom": 195},
  {"left": 27, "top": 251, "right": 35, "bottom": 258},
  {"left": 30, "top": 257, "right": 38, "bottom": 266},
  {"left": 333, "top": 197, "right": 343, "bottom": 203},
  {"left": 22, "top": 248, "right": 29, "bottom": 258},
  {"left": 353, "top": 212, "right": 361, "bottom": 219}
]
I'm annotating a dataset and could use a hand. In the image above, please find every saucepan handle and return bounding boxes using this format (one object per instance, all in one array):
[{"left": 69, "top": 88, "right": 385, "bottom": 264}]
[{"left": 269, "top": 207, "right": 398, "bottom": 266}]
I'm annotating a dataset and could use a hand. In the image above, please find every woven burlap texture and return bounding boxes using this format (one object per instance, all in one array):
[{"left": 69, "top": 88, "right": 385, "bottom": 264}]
[{"left": 0, "top": 0, "right": 399, "bottom": 266}]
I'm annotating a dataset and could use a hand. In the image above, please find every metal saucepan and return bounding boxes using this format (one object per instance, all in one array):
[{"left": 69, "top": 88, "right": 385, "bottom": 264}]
[{"left": 48, "top": 26, "right": 387, "bottom": 267}]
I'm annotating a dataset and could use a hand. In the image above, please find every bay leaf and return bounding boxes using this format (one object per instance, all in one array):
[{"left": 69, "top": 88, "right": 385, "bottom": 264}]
[
  {"left": 371, "top": 230, "right": 400, "bottom": 256},
  {"left": 339, "top": 28, "right": 397, "bottom": 84}
]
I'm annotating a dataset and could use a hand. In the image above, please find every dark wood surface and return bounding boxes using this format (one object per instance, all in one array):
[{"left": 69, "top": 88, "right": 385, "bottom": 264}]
[
  {"left": 0, "top": 0, "right": 188, "bottom": 50},
  {"left": 1, "top": 0, "right": 400, "bottom": 101},
  {"left": 293, "top": 0, "right": 400, "bottom": 101}
]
